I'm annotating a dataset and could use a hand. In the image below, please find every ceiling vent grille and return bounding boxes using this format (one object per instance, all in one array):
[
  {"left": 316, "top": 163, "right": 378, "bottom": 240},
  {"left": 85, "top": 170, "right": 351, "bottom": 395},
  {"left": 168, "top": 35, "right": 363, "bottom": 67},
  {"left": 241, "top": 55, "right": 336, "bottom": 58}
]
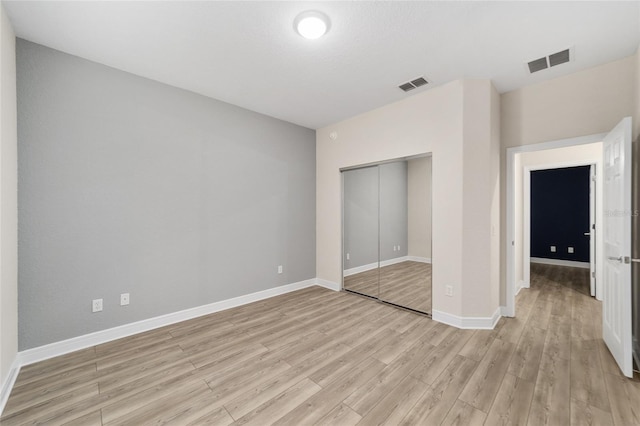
[
  {"left": 399, "top": 76, "right": 429, "bottom": 92},
  {"left": 549, "top": 49, "right": 570, "bottom": 67},
  {"left": 527, "top": 48, "right": 571, "bottom": 74},
  {"left": 527, "top": 57, "right": 548, "bottom": 73}
]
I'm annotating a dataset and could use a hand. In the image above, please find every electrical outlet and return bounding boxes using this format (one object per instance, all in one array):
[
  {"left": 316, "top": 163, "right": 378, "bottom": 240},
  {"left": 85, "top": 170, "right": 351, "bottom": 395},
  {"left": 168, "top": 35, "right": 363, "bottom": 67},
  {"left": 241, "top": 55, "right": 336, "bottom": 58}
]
[
  {"left": 120, "top": 293, "right": 130, "bottom": 306},
  {"left": 567, "top": 247, "right": 574, "bottom": 254},
  {"left": 445, "top": 286, "right": 453, "bottom": 297},
  {"left": 92, "top": 298, "right": 103, "bottom": 313},
  {"left": 278, "top": 265, "right": 283, "bottom": 274},
  {"left": 550, "top": 246, "right": 556, "bottom": 253},
  {"left": 346, "top": 253, "right": 350, "bottom": 260}
]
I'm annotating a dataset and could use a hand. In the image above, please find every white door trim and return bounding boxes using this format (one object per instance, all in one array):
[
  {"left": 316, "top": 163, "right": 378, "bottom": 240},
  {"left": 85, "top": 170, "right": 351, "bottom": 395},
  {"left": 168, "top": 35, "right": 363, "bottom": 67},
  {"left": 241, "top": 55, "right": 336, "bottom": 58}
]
[
  {"left": 506, "top": 133, "right": 606, "bottom": 317},
  {"left": 523, "top": 168, "right": 531, "bottom": 290},
  {"left": 589, "top": 164, "right": 596, "bottom": 297}
]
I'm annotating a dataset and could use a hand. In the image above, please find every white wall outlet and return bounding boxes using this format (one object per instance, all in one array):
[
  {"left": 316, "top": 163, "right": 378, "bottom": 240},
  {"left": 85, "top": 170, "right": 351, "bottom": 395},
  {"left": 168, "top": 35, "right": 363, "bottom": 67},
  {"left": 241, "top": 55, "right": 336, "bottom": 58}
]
[
  {"left": 550, "top": 246, "right": 556, "bottom": 253},
  {"left": 346, "top": 253, "right": 350, "bottom": 260},
  {"left": 92, "top": 298, "right": 103, "bottom": 313},
  {"left": 278, "top": 265, "right": 283, "bottom": 274},
  {"left": 398, "top": 245, "right": 400, "bottom": 251},
  {"left": 445, "top": 286, "right": 453, "bottom": 297},
  {"left": 567, "top": 247, "right": 574, "bottom": 254},
  {"left": 120, "top": 293, "right": 130, "bottom": 306}
]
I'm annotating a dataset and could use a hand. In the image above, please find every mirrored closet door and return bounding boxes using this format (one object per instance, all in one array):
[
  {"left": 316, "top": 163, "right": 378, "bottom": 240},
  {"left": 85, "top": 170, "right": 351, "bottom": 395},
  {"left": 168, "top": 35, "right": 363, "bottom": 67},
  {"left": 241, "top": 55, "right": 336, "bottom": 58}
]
[
  {"left": 343, "top": 166, "right": 380, "bottom": 299},
  {"left": 342, "top": 155, "right": 432, "bottom": 314}
]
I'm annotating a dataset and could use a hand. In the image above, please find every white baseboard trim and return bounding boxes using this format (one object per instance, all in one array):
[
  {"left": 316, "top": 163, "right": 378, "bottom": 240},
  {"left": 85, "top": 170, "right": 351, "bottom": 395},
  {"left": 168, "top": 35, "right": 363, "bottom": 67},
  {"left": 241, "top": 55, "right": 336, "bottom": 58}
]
[
  {"left": 19, "top": 278, "right": 321, "bottom": 367},
  {"left": 343, "top": 261, "right": 378, "bottom": 277},
  {"left": 432, "top": 307, "right": 501, "bottom": 330},
  {"left": 315, "top": 278, "right": 341, "bottom": 292},
  {"left": 379, "top": 256, "right": 409, "bottom": 268},
  {"left": 344, "top": 255, "right": 423, "bottom": 276},
  {"left": 0, "top": 357, "right": 21, "bottom": 416},
  {"left": 530, "top": 257, "right": 590, "bottom": 269},
  {"left": 500, "top": 305, "right": 513, "bottom": 317},
  {"left": 406, "top": 256, "right": 432, "bottom": 264},
  {"left": 381, "top": 256, "right": 431, "bottom": 266},
  {"left": 515, "top": 280, "right": 528, "bottom": 296}
]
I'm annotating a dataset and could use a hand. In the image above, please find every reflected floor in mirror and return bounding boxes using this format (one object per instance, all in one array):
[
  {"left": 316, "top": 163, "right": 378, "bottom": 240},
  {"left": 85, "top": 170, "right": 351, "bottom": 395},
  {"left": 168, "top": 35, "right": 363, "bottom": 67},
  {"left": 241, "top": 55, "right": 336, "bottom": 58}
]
[
  {"left": 344, "top": 261, "right": 432, "bottom": 314},
  {"left": 343, "top": 268, "right": 378, "bottom": 296}
]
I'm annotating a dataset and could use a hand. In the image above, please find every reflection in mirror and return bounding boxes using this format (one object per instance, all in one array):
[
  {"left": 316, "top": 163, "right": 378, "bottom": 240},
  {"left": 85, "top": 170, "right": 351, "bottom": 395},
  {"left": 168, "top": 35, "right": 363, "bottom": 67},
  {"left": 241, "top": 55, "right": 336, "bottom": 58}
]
[
  {"left": 342, "top": 166, "right": 379, "bottom": 298},
  {"left": 342, "top": 155, "right": 432, "bottom": 314},
  {"left": 378, "top": 157, "right": 432, "bottom": 313}
]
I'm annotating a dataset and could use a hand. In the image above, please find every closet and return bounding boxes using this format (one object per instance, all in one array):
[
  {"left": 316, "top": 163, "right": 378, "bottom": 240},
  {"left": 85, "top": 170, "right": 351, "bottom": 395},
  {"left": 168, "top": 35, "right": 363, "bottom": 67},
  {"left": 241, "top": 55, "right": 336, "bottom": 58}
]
[{"left": 342, "top": 155, "right": 432, "bottom": 314}]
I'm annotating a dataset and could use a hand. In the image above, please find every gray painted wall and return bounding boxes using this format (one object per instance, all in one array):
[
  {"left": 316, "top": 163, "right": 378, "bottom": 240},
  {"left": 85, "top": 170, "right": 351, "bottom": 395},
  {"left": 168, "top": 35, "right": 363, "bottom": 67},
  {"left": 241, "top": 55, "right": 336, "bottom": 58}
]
[
  {"left": 17, "top": 40, "right": 316, "bottom": 350},
  {"left": 342, "top": 161, "right": 409, "bottom": 270},
  {"left": 379, "top": 161, "right": 408, "bottom": 262},
  {"left": 343, "top": 167, "right": 379, "bottom": 269},
  {"left": 1, "top": 5, "right": 18, "bottom": 388}
]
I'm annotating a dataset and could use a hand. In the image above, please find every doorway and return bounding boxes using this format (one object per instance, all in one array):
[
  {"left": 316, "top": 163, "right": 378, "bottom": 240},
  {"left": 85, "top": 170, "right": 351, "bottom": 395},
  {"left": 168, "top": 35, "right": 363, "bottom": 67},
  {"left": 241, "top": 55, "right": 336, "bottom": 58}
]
[
  {"left": 506, "top": 136, "right": 604, "bottom": 317},
  {"left": 506, "top": 117, "right": 633, "bottom": 378},
  {"left": 524, "top": 164, "right": 597, "bottom": 299}
]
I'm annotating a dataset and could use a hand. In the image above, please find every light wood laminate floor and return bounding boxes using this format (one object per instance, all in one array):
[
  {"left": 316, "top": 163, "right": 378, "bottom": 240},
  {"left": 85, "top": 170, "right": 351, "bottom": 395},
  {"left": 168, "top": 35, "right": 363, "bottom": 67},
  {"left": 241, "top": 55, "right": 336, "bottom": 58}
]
[{"left": 2, "top": 264, "right": 639, "bottom": 425}]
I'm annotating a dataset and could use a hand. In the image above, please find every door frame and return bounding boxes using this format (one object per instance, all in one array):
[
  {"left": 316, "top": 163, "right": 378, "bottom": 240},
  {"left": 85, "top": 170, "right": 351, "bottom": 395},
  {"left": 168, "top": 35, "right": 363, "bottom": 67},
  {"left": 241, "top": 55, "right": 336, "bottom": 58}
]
[{"left": 506, "top": 133, "right": 606, "bottom": 317}]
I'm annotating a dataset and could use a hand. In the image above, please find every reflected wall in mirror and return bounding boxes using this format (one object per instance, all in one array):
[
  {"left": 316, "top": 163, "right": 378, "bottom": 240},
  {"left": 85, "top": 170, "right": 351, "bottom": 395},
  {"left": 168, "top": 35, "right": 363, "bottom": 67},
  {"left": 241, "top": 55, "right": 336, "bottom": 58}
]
[
  {"left": 342, "top": 155, "right": 432, "bottom": 314},
  {"left": 343, "top": 166, "right": 379, "bottom": 298}
]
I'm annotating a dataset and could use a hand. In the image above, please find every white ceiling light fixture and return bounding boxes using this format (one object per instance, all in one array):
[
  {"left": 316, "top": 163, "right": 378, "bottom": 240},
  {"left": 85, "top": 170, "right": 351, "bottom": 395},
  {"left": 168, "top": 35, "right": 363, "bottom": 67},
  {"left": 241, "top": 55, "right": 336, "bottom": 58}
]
[{"left": 294, "top": 10, "right": 330, "bottom": 40}]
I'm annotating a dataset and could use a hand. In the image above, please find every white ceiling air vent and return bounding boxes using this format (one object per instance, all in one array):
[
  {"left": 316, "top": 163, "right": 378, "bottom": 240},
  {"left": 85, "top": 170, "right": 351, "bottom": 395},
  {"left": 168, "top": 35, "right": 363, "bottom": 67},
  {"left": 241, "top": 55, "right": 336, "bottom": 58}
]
[
  {"left": 399, "top": 76, "right": 429, "bottom": 92},
  {"left": 527, "top": 48, "right": 571, "bottom": 74}
]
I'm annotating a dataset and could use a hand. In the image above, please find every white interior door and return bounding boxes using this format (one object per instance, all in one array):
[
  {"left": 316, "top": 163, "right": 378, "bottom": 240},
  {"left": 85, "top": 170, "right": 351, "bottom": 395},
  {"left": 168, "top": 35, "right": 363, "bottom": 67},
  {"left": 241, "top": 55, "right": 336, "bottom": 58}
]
[
  {"left": 602, "top": 117, "right": 633, "bottom": 378},
  {"left": 589, "top": 165, "right": 596, "bottom": 297}
]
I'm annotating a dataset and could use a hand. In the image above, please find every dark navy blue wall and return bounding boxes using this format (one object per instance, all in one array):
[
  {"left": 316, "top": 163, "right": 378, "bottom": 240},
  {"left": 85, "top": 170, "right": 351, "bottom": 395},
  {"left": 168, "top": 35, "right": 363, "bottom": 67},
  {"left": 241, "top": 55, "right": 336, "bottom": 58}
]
[{"left": 530, "top": 166, "right": 590, "bottom": 262}]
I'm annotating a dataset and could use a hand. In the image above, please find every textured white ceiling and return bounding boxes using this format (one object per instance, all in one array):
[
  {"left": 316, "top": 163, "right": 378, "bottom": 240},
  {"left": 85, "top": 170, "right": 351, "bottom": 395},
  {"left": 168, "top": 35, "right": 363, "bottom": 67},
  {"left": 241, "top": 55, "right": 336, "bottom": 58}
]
[{"left": 4, "top": 1, "right": 640, "bottom": 129}]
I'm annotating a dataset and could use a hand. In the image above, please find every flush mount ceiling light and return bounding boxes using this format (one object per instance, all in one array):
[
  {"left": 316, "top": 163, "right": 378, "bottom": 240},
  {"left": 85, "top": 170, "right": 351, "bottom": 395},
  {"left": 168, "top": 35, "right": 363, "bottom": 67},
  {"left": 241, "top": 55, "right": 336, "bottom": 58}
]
[{"left": 294, "top": 11, "right": 330, "bottom": 40}]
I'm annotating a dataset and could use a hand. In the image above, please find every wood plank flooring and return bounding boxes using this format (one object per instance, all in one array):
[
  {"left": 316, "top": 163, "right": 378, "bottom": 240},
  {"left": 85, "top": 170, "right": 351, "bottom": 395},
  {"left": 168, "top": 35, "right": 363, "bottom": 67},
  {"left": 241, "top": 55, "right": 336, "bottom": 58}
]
[{"left": 2, "top": 263, "right": 638, "bottom": 425}]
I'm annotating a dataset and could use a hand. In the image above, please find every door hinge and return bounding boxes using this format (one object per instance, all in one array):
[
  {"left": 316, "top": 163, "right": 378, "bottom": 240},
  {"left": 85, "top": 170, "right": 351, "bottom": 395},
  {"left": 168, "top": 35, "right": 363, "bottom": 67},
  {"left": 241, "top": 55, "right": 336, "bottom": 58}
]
[{"left": 592, "top": 271, "right": 596, "bottom": 278}]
